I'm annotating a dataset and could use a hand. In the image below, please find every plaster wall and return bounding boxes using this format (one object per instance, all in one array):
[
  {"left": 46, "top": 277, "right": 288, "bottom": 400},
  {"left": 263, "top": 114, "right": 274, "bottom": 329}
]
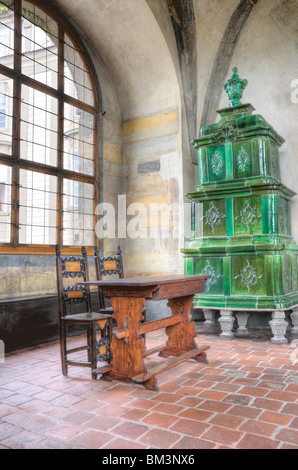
[{"left": 195, "top": 0, "right": 239, "bottom": 131}]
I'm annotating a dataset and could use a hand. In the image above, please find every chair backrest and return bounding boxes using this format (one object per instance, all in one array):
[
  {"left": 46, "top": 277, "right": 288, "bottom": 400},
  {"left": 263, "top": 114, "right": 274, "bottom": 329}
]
[
  {"left": 94, "top": 246, "right": 124, "bottom": 309},
  {"left": 56, "top": 245, "right": 91, "bottom": 317}
]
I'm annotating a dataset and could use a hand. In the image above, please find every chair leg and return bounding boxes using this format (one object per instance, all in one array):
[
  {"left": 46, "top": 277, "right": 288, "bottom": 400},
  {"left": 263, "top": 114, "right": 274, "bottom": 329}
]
[
  {"left": 60, "top": 321, "right": 68, "bottom": 376},
  {"left": 90, "top": 322, "right": 98, "bottom": 378}
]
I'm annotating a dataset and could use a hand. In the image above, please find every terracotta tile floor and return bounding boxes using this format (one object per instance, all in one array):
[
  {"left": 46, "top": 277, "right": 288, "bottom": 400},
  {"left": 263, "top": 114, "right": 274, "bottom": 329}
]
[{"left": 1, "top": 326, "right": 298, "bottom": 449}]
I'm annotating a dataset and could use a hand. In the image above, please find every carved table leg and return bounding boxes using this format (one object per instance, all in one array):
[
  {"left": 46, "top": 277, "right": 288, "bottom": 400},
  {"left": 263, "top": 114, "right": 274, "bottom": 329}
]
[
  {"left": 159, "top": 294, "right": 198, "bottom": 358},
  {"left": 194, "top": 351, "right": 209, "bottom": 364},
  {"left": 101, "top": 296, "right": 147, "bottom": 382},
  {"left": 142, "top": 376, "right": 159, "bottom": 392}
]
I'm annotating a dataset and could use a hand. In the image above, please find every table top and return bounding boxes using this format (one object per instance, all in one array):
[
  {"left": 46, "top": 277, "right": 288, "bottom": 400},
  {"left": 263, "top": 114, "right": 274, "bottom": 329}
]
[
  {"left": 78, "top": 275, "right": 209, "bottom": 300},
  {"left": 80, "top": 274, "right": 208, "bottom": 287}
]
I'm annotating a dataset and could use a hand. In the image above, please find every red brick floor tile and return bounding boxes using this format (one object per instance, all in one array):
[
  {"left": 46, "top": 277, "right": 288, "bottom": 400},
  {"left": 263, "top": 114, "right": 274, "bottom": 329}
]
[
  {"left": 227, "top": 405, "right": 262, "bottom": 418},
  {"left": 179, "top": 407, "right": 213, "bottom": 421},
  {"left": 222, "top": 394, "right": 253, "bottom": 406},
  {"left": 240, "top": 386, "right": 268, "bottom": 397},
  {"left": 257, "top": 381, "right": 285, "bottom": 390},
  {"left": 172, "top": 436, "right": 215, "bottom": 449},
  {"left": 61, "top": 410, "right": 93, "bottom": 425},
  {"left": 84, "top": 415, "right": 121, "bottom": 431},
  {"left": 285, "top": 384, "right": 298, "bottom": 393},
  {"left": 50, "top": 393, "right": 84, "bottom": 407},
  {"left": 0, "top": 422, "right": 21, "bottom": 441},
  {"left": 121, "top": 408, "right": 150, "bottom": 421},
  {"left": 31, "top": 389, "right": 63, "bottom": 402},
  {"left": 280, "top": 443, "right": 298, "bottom": 449},
  {"left": 17, "top": 398, "right": 52, "bottom": 414},
  {"left": 151, "top": 392, "right": 183, "bottom": 404},
  {"left": 200, "top": 425, "right": 243, "bottom": 447},
  {"left": 21, "top": 415, "right": 57, "bottom": 433},
  {"left": 236, "top": 433, "right": 279, "bottom": 449},
  {"left": 198, "top": 389, "right": 228, "bottom": 401},
  {"left": 99, "top": 404, "right": 130, "bottom": 417},
  {"left": 38, "top": 404, "right": 72, "bottom": 419},
  {"left": 209, "top": 413, "right": 244, "bottom": 429},
  {"left": 159, "top": 383, "right": 182, "bottom": 393},
  {"left": 275, "top": 428, "right": 298, "bottom": 445},
  {"left": 199, "top": 399, "right": 232, "bottom": 413},
  {"left": 141, "top": 428, "right": 181, "bottom": 449},
  {"left": 27, "top": 437, "right": 72, "bottom": 449},
  {"left": 70, "top": 430, "right": 113, "bottom": 449},
  {"left": 281, "top": 403, "right": 298, "bottom": 416},
  {"left": 0, "top": 403, "right": 16, "bottom": 418},
  {"left": 1, "top": 409, "right": 32, "bottom": 426},
  {"left": 142, "top": 412, "right": 178, "bottom": 428},
  {"left": 113, "top": 421, "right": 148, "bottom": 439},
  {"left": 252, "top": 397, "right": 283, "bottom": 412},
  {"left": 261, "top": 374, "right": 285, "bottom": 382},
  {"left": 127, "top": 398, "right": 157, "bottom": 410},
  {"left": 240, "top": 419, "right": 277, "bottom": 437},
  {"left": 101, "top": 437, "right": 146, "bottom": 449},
  {"left": 1, "top": 393, "right": 33, "bottom": 406},
  {"left": 289, "top": 417, "right": 298, "bottom": 429},
  {"left": 71, "top": 398, "right": 104, "bottom": 413},
  {"left": 211, "top": 383, "right": 241, "bottom": 393},
  {"left": 46, "top": 422, "right": 85, "bottom": 441},
  {"left": 170, "top": 418, "right": 210, "bottom": 437},
  {"left": 0, "top": 430, "right": 44, "bottom": 449},
  {"left": 266, "top": 390, "right": 298, "bottom": 402},
  {"left": 152, "top": 402, "right": 185, "bottom": 415},
  {"left": 259, "top": 411, "right": 293, "bottom": 426},
  {"left": 177, "top": 386, "right": 201, "bottom": 396}
]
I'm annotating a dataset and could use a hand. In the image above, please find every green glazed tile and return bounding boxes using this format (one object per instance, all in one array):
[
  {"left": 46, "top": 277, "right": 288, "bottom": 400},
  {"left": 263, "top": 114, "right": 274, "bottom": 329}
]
[
  {"left": 231, "top": 256, "right": 265, "bottom": 296},
  {"left": 234, "top": 196, "right": 262, "bottom": 235},
  {"left": 207, "top": 145, "right": 226, "bottom": 182},
  {"left": 233, "top": 140, "right": 252, "bottom": 179},
  {"left": 194, "top": 257, "right": 224, "bottom": 294},
  {"left": 202, "top": 199, "right": 226, "bottom": 236}
]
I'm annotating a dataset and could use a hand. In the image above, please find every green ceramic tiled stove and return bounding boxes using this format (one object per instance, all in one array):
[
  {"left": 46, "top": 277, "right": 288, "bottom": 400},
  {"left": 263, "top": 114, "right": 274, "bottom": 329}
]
[{"left": 183, "top": 68, "right": 298, "bottom": 343}]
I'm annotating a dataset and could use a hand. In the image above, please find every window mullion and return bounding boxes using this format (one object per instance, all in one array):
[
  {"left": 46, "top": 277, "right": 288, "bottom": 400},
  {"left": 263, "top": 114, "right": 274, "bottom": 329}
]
[
  {"left": 11, "top": 0, "right": 22, "bottom": 245},
  {"left": 56, "top": 22, "right": 64, "bottom": 246}
]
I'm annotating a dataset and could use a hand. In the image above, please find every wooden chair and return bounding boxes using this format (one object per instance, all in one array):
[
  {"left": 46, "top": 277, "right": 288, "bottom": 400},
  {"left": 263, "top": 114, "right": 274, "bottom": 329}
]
[
  {"left": 56, "top": 245, "right": 112, "bottom": 379},
  {"left": 94, "top": 245, "right": 124, "bottom": 314},
  {"left": 94, "top": 246, "right": 147, "bottom": 341}
]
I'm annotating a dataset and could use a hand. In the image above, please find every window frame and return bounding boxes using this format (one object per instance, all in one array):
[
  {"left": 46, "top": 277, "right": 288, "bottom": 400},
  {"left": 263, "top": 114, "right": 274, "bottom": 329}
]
[{"left": 0, "top": 0, "right": 100, "bottom": 255}]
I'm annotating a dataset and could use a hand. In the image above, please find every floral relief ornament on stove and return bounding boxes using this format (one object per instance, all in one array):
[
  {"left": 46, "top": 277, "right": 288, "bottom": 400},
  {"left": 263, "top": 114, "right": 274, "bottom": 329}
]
[
  {"left": 199, "top": 260, "right": 223, "bottom": 292},
  {"left": 201, "top": 202, "right": 226, "bottom": 233},
  {"left": 210, "top": 150, "right": 224, "bottom": 176},
  {"left": 237, "top": 146, "right": 250, "bottom": 173},
  {"left": 234, "top": 260, "right": 262, "bottom": 292},
  {"left": 235, "top": 200, "right": 261, "bottom": 230}
]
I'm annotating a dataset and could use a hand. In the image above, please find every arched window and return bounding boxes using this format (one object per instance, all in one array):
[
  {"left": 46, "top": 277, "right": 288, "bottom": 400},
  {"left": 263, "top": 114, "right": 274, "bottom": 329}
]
[{"left": 0, "top": 0, "right": 99, "bottom": 252}]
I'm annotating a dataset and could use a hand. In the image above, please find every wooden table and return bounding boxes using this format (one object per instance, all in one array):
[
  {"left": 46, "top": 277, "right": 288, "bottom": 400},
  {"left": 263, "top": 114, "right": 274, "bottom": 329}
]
[{"left": 80, "top": 275, "right": 210, "bottom": 391}]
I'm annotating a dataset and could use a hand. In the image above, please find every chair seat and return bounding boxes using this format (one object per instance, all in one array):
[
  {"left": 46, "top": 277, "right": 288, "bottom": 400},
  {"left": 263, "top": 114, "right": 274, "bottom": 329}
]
[
  {"left": 99, "top": 306, "right": 113, "bottom": 314},
  {"left": 62, "top": 312, "right": 112, "bottom": 322}
]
